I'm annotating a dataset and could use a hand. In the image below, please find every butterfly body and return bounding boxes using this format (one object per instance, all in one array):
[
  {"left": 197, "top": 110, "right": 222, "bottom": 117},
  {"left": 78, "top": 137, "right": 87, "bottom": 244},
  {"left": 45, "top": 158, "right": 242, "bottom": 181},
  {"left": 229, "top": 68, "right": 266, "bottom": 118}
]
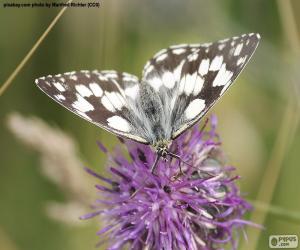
[{"left": 35, "top": 33, "right": 260, "bottom": 173}]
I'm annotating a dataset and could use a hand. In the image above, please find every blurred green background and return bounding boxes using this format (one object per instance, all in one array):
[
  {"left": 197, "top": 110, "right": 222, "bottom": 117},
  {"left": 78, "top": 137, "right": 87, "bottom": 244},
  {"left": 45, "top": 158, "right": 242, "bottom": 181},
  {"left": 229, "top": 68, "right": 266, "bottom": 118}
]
[{"left": 0, "top": 0, "right": 300, "bottom": 249}]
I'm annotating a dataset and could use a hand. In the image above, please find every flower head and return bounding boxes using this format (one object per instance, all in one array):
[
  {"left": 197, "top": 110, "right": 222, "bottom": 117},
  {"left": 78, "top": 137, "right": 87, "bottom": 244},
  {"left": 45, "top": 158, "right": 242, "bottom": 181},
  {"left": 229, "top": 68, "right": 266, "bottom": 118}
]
[{"left": 81, "top": 116, "right": 253, "bottom": 250}]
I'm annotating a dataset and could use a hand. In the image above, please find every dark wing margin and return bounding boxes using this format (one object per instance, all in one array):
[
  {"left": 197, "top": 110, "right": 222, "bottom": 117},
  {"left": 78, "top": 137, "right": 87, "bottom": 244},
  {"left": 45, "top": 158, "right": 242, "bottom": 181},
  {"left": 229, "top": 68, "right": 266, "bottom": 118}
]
[{"left": 35, "top": 70, "right": 149, "bottom": 144}]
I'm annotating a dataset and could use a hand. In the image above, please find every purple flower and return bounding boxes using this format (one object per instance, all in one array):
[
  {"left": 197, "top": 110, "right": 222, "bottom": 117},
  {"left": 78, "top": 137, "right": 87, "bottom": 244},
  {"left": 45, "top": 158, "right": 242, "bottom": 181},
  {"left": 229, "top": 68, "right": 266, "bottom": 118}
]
[{"left": 81, "top": 115, "right": 255, "bottom": 250}]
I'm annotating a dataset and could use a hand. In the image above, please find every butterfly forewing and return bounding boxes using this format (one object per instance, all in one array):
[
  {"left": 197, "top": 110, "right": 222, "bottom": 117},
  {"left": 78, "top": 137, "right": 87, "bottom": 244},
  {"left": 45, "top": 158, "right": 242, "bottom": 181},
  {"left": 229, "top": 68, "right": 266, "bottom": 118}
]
[
  {"left": 35, "top": 33, "right": 260, "bottom": 148},
  {"left": 35, "top": 70, "right": 148, "bottom": 143},
  {"left": 142, "top": 33, "right": 260, "bottom": 139}
]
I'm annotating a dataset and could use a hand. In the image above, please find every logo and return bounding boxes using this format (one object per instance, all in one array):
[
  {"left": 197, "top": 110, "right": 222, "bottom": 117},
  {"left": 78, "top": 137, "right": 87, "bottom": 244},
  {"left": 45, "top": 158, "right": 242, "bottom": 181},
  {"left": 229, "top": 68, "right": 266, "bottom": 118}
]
[{"left": 269, "top": 235, "right": 298, "bottom": 248}]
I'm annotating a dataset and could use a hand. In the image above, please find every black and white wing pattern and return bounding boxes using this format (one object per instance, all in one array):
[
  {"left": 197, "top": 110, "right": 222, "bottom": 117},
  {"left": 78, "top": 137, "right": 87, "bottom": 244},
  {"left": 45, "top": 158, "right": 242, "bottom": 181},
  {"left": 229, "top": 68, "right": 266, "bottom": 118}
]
[
  {"left": 35, "top": 70, "right": 148, "bottom": 144},
  {"left": 142, "top": 33, "right": 260, "bottom": 139}
]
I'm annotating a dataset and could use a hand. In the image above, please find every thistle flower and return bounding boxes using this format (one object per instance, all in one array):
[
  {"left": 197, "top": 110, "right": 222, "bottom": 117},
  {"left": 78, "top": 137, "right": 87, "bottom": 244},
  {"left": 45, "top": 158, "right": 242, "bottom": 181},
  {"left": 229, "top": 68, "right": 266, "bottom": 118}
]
[{"left": 81, "top": 116, "right": 254, "bottom": 250}]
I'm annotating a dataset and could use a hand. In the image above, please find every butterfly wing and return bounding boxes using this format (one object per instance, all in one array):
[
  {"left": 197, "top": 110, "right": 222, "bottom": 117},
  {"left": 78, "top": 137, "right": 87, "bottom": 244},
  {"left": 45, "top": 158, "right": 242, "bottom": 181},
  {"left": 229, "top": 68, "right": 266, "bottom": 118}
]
[
  {"left": 142, "top": 33, "right": 260, "bottom": 139},
  {"left": 35, "top": 70, "right": 148, "bottom": 143}
]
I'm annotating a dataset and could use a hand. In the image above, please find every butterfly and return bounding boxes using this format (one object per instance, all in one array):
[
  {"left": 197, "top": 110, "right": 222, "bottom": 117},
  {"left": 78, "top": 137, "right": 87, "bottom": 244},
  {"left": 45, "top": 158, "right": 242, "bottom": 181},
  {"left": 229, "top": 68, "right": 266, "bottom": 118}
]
[{"left": 35, "top": 33, "right": 260, "bottom": 173}]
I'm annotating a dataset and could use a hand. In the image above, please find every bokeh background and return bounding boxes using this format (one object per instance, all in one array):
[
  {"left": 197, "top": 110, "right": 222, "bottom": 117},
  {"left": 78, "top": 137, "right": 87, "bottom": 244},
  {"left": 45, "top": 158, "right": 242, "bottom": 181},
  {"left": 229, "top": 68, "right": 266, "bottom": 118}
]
[{"left": 1, "top": 0, "right": 300, "bottom": 249}]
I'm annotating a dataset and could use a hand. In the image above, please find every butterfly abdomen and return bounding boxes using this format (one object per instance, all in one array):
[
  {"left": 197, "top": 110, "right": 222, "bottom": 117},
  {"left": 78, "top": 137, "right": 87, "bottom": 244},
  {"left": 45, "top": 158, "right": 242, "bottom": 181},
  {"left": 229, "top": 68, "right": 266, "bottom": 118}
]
[{"left": 137, "top": 83, "right": 171, "bottom": 144}]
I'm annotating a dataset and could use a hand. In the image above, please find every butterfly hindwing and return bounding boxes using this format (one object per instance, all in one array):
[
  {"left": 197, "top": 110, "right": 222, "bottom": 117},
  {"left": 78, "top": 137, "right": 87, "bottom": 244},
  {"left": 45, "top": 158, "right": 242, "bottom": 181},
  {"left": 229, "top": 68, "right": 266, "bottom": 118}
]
[
  {"left": 142, "top": 33, "right": 260, "bottom": 139},
  {"left": 35, "top": 70, "right": 148, "bottom": 143}
]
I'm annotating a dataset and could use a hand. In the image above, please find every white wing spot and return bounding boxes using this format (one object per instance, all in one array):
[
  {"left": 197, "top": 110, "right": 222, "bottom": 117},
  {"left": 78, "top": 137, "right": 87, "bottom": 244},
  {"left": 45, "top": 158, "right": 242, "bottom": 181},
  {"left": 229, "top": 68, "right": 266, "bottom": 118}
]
[
  {"left": 173, "top": 60, "right": 185, "bottom": 79},
  {"left": 179, "top": 76, "right": 186, "bottom": 94},
  {"left": 75, "top": 84, "right": 93, "bottom": 97},
  {"left": 187, "top": 53, "right": 198, "bottom": 62},
  {"left": 53, "top": 82, "right": 65, "bottom": 92},
  {"left": 193, "top": 76, "right": 204, "bottom": 95},
  {"left": 148, "top": 76, "right": 162, "bottom": 91},
  {"left": 156, "top": 53, "right": 168, "bottom": 62},
  {"left": 101, "top": 95, "right": 115, "bottom": 112},
  {"left": 89, "top": 83, "right": 103, "bottom": 97},
  {"left": 237, "top": 56, "right": 247, "bottom": 66},
  {"left": 184, "top": 72, "right": 198, "bottom": 95},
  {"left": 191, "top": 48, "right": 200, "bottom": 53},
  {"left": 234, "top": 43, "right": 243, "bottom": 56},
  {"left": 107, "top": 116, "right": 131, "bottom": 132},
  {"left": 65, "top": 71, "right": 76, "bottom": 75},
  {"left": 162, "top": 71, "right": 175, "bottom": 89},
  {"left": 209, "top": 55, "right": 223, "bottom": 71},
  {"left": 59, "top": 77, "right": 65, "bottom": 83},
  {"left": 72, "top": 94, "right": 94, "bottom": 112},
  {"left": 54, "top": 94, "right": 66, "bottom": 101},
  {"left": 125, "top": 84, "right": 139, "bottom": 99},
  {"left": 212, "top": 64, "right": 233, "bottom": 87},
  {"left": 98, "top": 74, "right": 107, "bottom": 81},
  {"left": 69, "top": 75, "right": 78, "bottom": 81},
  {"left": 106, "top": 92, "right": 125, "bottom": 110},
  {"left": 185, "top": 98, "right": 206, "bottom": 120},
  {"left": 144, "top": 64, "right": 154, "bottom": 76},
  {"left": 105, "top": 72, "right": 118, "bottom": 78},
  {"left": 219, "top": 38, "right": 229, "bottom": 43},
  {"left": 84, "top": 73, "right": 91, "bottom": 78},
  {"left": 199, "top": 58, "right": 210, "bottom": 76},
  {"left": 172, "top": 48, "right": 186, "bottom": 55},
  {"left": 218, "top": 43, "right": 226, "bottom": 50}
]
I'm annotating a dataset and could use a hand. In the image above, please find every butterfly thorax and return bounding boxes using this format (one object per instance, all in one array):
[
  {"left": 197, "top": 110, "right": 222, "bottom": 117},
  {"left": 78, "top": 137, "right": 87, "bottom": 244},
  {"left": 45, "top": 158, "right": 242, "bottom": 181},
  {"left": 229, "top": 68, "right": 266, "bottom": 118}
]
[{"left": 153, "top": 139, "right": 171, "bottom": 159}]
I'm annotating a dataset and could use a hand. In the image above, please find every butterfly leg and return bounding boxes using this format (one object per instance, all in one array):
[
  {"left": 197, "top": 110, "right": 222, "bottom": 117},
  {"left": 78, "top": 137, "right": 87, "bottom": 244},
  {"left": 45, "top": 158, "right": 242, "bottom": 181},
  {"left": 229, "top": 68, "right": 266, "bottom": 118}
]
[
  {"left": 130, "top": 155, "right": 160, "bottom": 199},
  {"left": 130, "top": 179, "right": 148, "bottom": 199},
  {"left": 150, "top": 154, "right": 161, "bottom": 175},
  {"left": 168, "top": 152, "right": 191, "bottom": 180}
]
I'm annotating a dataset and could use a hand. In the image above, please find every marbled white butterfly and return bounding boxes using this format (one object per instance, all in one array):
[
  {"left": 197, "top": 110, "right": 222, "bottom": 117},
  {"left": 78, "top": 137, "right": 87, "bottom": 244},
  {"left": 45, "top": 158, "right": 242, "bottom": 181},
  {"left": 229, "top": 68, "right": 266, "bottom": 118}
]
[{"left": 35, "top": 33, "right": 260, "bottom": 173}]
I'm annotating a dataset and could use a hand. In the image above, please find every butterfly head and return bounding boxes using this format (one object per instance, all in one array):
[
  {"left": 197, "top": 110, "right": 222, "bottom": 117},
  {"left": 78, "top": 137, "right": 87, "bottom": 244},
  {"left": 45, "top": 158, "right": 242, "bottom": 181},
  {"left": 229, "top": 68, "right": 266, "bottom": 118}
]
[{"left": 153, "top": 139, "right": 171, "bottom": 159}]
